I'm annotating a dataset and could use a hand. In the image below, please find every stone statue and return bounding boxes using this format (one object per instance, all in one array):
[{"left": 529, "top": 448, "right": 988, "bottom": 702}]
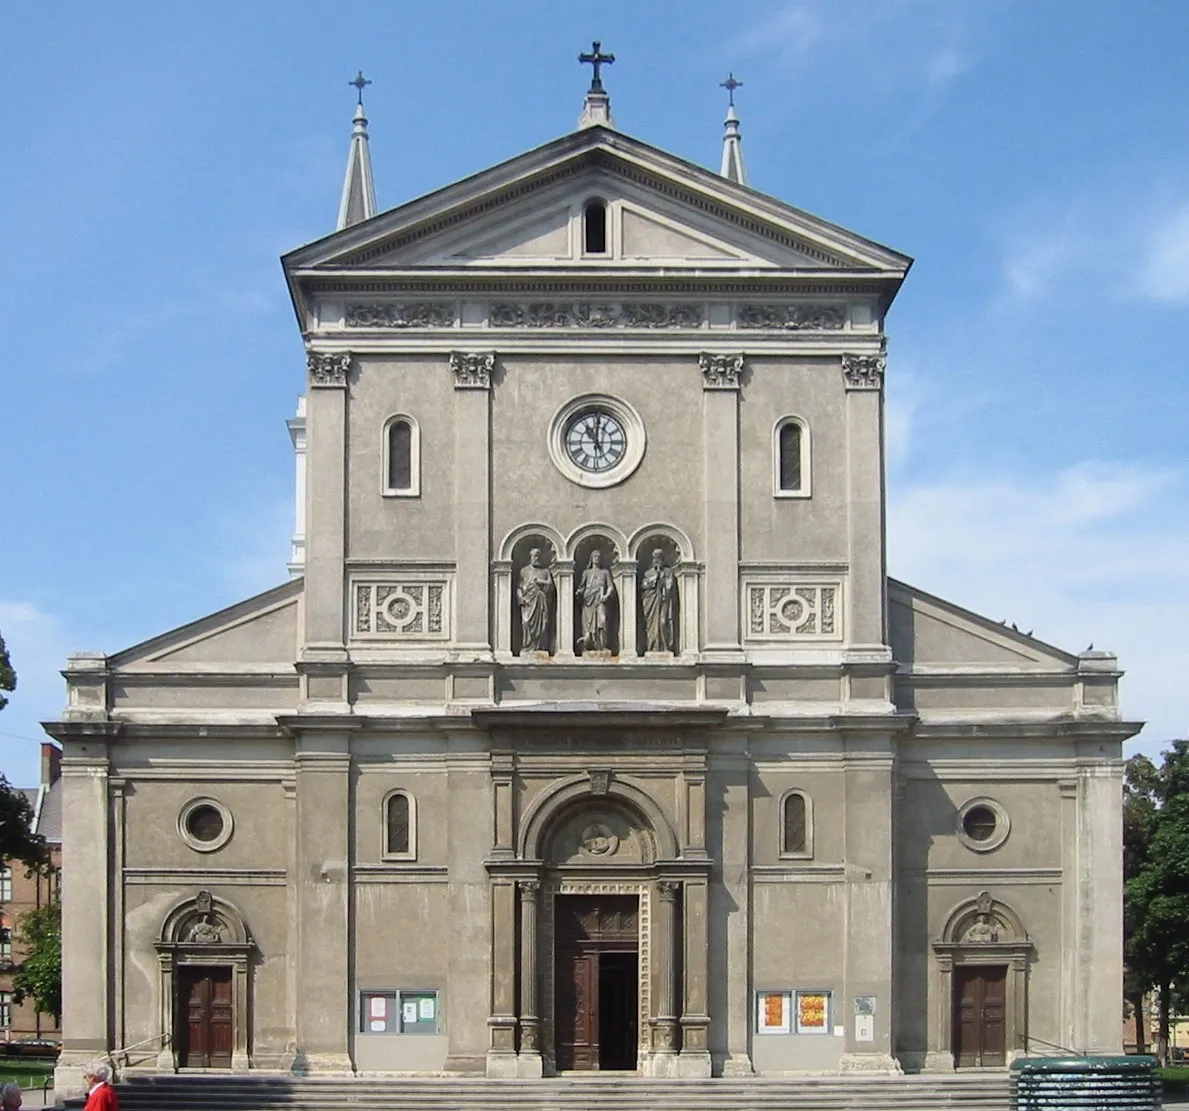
[
  {"left": 186, "top": 912, "right": 225, "bottom": 944},
  {"left": 517, "top": 547, "right": 556, "bottom": 653},
  {"left": 640, "top": 547, "right": 677, "bottom": 653},
  {"left": 962, "top": 912, "right": 999, "bottom": 944},
  {"left": 576, "top": 550, "right": 615, "bottom": 653}
]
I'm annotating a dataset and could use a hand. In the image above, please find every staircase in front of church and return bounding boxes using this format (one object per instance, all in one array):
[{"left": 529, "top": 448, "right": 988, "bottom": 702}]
[{"left": 105, "top": 1073, "right": 1011, "bottom": 1111}]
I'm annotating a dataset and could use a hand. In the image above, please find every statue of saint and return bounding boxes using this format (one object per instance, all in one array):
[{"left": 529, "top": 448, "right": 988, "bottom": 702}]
[
  {"left": 640, "top": 547, "right": 677, "bottom": 653},
  {"left": 517, "top": 548, "right": 556, "bottom": 653},
  {"left": 186, "top": 913, "right": 225, "bottom": 944},
  {"left": 962, "top": 912, "right": 999, "bottom": 944},
  {"left": 576, "top": 550, "right": 615, "bottom": 653}
]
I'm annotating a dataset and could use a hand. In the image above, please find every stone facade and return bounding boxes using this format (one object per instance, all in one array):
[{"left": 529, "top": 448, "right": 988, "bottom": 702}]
[{"left": 48, "top": 124, "right": 1136, "bottom": 1089}]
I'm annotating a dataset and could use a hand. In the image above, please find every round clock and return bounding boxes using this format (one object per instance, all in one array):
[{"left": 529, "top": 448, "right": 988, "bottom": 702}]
[{"left": 564, "top": 408, "right": 627, "bottom": 473}]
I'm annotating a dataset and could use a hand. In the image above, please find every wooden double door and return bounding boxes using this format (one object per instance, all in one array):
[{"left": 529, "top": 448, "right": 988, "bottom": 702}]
[
  {"left": 177, "top": 966, "right": 234, "bottom": 1068},
  {"left": 953, "top": 965, "right": 1006, "bottom": 1067},
  {"left": 555, "top": 896, "right": 639, "bottom": 1071}
]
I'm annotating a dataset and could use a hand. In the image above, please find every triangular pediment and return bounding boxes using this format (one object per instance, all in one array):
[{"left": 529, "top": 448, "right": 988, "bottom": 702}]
[
  {"left": 283, "top": 127, "right": 911, "bottom": 278},
  {"left": 109, "top": 580, "right": 301, "bottom": 669},
  {"left": 888, "top": 580, "right": 1078, "bottom": 670}
]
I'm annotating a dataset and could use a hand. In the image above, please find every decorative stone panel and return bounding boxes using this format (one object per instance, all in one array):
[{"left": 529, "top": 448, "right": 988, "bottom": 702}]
[
  {"left": 345, "top": 303, "right": 455, "bottom": 328},
  {"left": 737, "top": 303, "right": 845, "bottom": 330},
  {"left": 352, "top": 578, "right": 450, "bottom": 641},
  {"left": 743, "top": 581, "right": 842, "bottom": 642},
  {"left": 488, "top": 302, "right": 704, "bottom": 329}
]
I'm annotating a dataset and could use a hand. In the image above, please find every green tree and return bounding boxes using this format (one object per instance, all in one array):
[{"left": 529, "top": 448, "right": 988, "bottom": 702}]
[
  {"left": 1126, "top": 740, "right": 1189, "bottom": 1063},
  {"left": 11, "top": 898, "right": 61, "bottom": 1022},
  {"left": 1124, "top": 753, "right": 1160, "bottom": 1053},
  {"left": 0, "top": 631, "right": 49, "bottom": 871}
]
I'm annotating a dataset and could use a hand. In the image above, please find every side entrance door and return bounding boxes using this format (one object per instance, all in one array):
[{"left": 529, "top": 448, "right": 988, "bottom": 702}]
[
  {"left": 953, "top": 965, "right": 1007, "bottom": 1067},
  {"left": 177, "top": 966, "right": 234, "bottom": 1068}
]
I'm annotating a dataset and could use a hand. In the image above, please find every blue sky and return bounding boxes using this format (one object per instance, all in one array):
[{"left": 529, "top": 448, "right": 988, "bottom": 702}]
[{"left": 2, "top": 0, "right": 1187, "bottom": 785}]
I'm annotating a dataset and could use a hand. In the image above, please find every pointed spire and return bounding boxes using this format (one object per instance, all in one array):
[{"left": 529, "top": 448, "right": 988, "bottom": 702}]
[
  {"left": 337, "top": 71, "right": 377, "bottom": 230},
  {"left": 719, "top": 73, "right": 747, "bottom": 186},
  {"left": 578, "top": 41, "right": 616, "bottom": 129}
]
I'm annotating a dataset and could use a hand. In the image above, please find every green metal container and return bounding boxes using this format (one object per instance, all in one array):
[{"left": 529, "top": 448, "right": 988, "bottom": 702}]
[{"left": 1011, "top": 1055, "right": 1161, "bottom": 1110}]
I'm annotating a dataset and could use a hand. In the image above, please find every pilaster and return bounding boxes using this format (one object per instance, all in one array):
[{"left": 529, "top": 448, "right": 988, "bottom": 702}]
[
  {"left": 679, "top": 876, "right": 712, "bottom": 1076},
  {"left": 615, "top": 560, "right": 638, "bottom": 657},
  {"left": 554, "top": 560, "right": 576, "bottom": 659},
  {"left": 700, "top": 352, "right": 743, "bottom": 654},
  {"left": 647, "top": 880, "right": 681, "bottom": 1075}
]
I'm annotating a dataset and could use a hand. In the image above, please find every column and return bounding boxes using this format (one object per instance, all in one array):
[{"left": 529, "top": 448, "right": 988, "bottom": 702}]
[
  {"left": 54, "top": 732, "right": 113, "bottom": 1095},
  {"left": 616, "top": 560, "right": 638, "bottom": 657},
  {"left": 293, "top": 729, "right": 353, "bottom": 1073},
  {"left": 303, "top": 351, "right": 350, "bottom": 658},
  {"left": 679, "top": 877, "right": 712, "bottom": 1076},
  {"left": 718, "top": 752, "right": 755, "bottom": 1075},
  {"left": 700, "top": 354, "right": 743, "bottom": 654},
  {"left": 452, "top": 352, "right": 493, "bottom": 654},
  {"left": 486, "top": 879, "right": 518, "bottom": 1076},
  {"left": 649, "top": 880, "right": 681, "bottom": 1074},
  {"left": 841, "top": 349, "right": 887, "bottom": 648},
  {"left": 518, "top": 881, "right": 543, "bottom": 1076}
]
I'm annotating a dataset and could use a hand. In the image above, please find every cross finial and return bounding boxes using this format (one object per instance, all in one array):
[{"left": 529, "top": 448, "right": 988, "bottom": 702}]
[
  {"left": 349, "top": 70, "right": 371, "bottom": 106},
  {"left": 721, "top": 73, "right": 742, "bottom": 107},
  {"left": 579, "top": 41, "right": 615, "bottom": 93}
]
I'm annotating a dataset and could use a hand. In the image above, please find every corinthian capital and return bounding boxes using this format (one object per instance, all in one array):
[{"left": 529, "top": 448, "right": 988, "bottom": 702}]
[
  {"left": 699, "top": 352, "right": 744, "bottom": 390},
  {"left": 449, "top": 350, "right": 495, "bottom": 389},
  {"left": 306, "top": 350, "right": 352, "bottom": 388},
  {"left": 841, "top": 349, "right": 887, "bottom": 391}
]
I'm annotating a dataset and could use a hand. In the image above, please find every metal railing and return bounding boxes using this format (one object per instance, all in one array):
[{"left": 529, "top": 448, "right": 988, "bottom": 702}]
[{"left": 108, "top": 1032, "right": 170, "bottom": 1069}]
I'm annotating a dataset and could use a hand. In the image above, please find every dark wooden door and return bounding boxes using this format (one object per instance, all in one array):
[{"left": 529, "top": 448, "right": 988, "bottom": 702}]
[
  {"left": 556, "top": 949, "right": 598, "bottom": 1071},
  {"left": 178, "top": 966, "right": 234, "bottom": 1067},
  {"left": 953, "top": 965, "right": 1007, "bottom": 1067}
]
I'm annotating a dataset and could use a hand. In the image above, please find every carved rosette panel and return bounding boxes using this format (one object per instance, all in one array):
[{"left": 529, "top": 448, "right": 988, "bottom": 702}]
[
  {"left": 449, "top": 350, "right": 494, "bottom": 389},
  {"left": 488, "top": 302, "right": 704, "bottom": 329},
  {"left": 353, "top": 580, "right": 448, "bottom": 640},
  {"left": 306, "top": 350, "right": 351, "bottom": 388},
  {"left": 841, "top": 350, "right": 887, "bottom": 390},
  {"left": 737, "top": 303, "right": 845, "bottom": 330},
  {"left": 699, "top": 352, "right": 744, "bottom": 390},
  {"left": 745, "top": 583, "right": 841, "bottom": 641},
  {"left": 345, "top": 303, "right": 455, "bottom": 328}
]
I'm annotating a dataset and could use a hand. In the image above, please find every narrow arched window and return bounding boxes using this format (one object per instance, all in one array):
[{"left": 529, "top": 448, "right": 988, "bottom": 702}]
[
  {"left": 781, "top": 791, "right": 811, "bottom": 857},
  {"left": 383, "top": 790, "right": 416, "bottom": 859},
  {"left": 382, "top": 415, "right": 420, "bottom": 496},
  {"left": 774, "top": 417, "right": 811, "bottom": 497},
  {"left": 584, "top": 200, "right": 608, "bottom": 255}
]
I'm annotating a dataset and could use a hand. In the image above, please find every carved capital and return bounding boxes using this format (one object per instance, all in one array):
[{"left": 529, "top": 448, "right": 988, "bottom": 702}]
[
  {"left": 699, "top": 352, "right": 744, "bottom": 390},
  {"left": 450, "top": 350, "right": 495, "bottom": 390},
  {"left": 306, "top": 350, "right": 351, "bottom": 387},
  {"left": 519, "top": 879, "right": 540, "bottom": 899},
  {"left": 841, "top": 349, "right": 886, "bottom": 391},
  {"left": 588, "top": 769, "right": 611, "bottom": 795},
  {"left": 656, "top": 879, "right": 681, "bottom": 902}
]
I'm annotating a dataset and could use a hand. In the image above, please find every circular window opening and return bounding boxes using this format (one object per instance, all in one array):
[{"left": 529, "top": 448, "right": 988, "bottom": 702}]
[
  {"left": 187, "top": 804, "right": 225, "bottom": 843},
  {"left": 177, "top": 797, "right": 234, "bottom": 853},
  {"left": 962, "top": 805, "right": 997, "bottom": 842}
]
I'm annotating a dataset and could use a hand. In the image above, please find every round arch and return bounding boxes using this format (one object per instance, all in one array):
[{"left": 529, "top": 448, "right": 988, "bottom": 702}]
[
  {"left": 627, "top": 522, "right": 695, "bottom": 563},
  {"left": 519, "top": 773, "right": 679, "bottom": 861},
  {"left": 159, "top": 890, "right": 252, "bottom": 946},
  {"left": 498, "top": 522, "right": 566, "bottom": 562},
  {"left": 939, "top": 890, "right": 1028, "bottom": 945},
  {"left": 564, "top": 522, "right": 629, "bottom": 562}
]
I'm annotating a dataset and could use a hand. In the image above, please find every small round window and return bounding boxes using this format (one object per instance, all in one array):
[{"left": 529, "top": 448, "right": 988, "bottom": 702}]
[
  {"left": 956, "top": 797, "right": 1010, "bottom": 853},
  {"left": 178, "top": 797, "right": 234, "bottom": 853}
]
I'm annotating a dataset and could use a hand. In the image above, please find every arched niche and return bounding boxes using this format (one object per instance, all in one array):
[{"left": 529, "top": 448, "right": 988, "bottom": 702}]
[
  {"left": 541, "top": 798, "right": 658, "bottom": 868},
  {"left": 929, "top": 891, "right": 1033, "bottom": 1070},
  {"left": 570, "top": 531, "right": 621, "bottom": 656},
  {"left": 507, "top": 530, "right": 561, "bottom": 657},
  {"left": 155, "top": 890, "right": 255, "bottom": 1072},
  {"left": 519, "top": 773, "right": 679, "bottom": 863},
  {"left": 629, "top": 524, "right": 698, "bottom": 657}
]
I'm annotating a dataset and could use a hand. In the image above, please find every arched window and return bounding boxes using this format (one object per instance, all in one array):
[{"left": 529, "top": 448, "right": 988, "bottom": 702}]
[
  {"left": 583, "top": 199, "right": 608, "bottom": 255},
  {"left": 774, "top": 416, "right": 811, "bottom": 497},
  {"left": 383, "top": 790, "right": 417, "bottom": 859},
  {"left": 0, "top": 915, "right": 10, "bottom": 962},
  {"left": 382, "top": 415, "right": 420, "bottom": 497},
  {"left": 781, "top": 790, "right": 812, "bottom": 858}
]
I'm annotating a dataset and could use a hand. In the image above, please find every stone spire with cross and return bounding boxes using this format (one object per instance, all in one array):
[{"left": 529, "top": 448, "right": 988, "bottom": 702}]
[
  {"left": 719, "top": 73, "right": 747, "bottom": 185},
  {"left": 337, "top": 71, "right": 378, "bottom": 230},
  {"left": 578, "top": 41, "right": 615, "bottom": 129}
]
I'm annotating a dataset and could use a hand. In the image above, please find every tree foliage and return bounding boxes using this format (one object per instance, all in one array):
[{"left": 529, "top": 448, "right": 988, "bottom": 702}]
[
  {"left": 11, "top": 897, "right": 61, "bottom": 1022},
  {"left": 0, "top": 630, "right": 49, "bottom": 871},
  {"left": 1125, "top": 741, "right": 1189, "bottom": 1062}
]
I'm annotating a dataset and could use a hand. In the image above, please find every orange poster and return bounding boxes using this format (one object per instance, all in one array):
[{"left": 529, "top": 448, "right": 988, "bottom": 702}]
[
  {"left": 797, "top": 992, "right": 828, "bottom": 1031},
  {"left": 764, "top": 992, "right": 785, "bottom": 1028}
]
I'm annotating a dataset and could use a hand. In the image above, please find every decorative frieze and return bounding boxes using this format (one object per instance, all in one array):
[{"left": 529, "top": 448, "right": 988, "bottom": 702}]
[
  {"left": 488, "top": 302, "right": 704, "bottom": 329},
  {"left": 841, "top": 350, "right": 886, "bottom": 390},
  {"left": 306, "top": 350, "right": 351, "bottom": 387},
  {"left": 699, "top": 352, "right": 744, "bottom": 390},
  {"left": 353, "top": 580, "right": 449, "bottom": 639},
  {"left": 745, "top": 582, "right": 841, "bottom": 641},
  {"left": 449, "top": 350, "right": 494, "bottom": 389},
  {"left": 737, "top": 303, "right": 845, "bottom": 330},
  {"left": 345, "top": 303, "right": 455, "bottom": 328}
]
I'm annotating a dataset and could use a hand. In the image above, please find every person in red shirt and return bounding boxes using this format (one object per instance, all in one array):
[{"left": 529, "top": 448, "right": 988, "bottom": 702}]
[{"left": 82, "top": 1064, "right": 119, "bottom": 1111}]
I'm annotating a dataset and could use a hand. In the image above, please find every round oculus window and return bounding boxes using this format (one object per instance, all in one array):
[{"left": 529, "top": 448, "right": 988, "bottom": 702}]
[
  {"left": 956, "top": 797, "right": 1010, "bottom": 853},
  {"left": 564, "top": 407, "right": 628, "bottom": 474},
  {"left": 177, "top": 797, "right": 234, "bottom": 853},
  {"left": 962, "top": 805, "right": 997, "bottom": 842}
]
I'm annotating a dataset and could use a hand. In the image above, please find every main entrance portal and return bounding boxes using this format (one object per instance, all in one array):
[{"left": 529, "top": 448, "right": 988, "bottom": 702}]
[
  {"left": 176, "top": 965, "right": 233, "bottom": 1068},
  {"left": 554, "top": 895, "right": 639, "bottom": 1071}
]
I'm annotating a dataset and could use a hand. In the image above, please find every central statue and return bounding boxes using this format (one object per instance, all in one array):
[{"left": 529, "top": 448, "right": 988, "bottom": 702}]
[
  {"left": 517, "top": 547, "right": 556, "bottom": 653},
  {"left": 576, "top": 549, "right": 615, "bottom": 653}
]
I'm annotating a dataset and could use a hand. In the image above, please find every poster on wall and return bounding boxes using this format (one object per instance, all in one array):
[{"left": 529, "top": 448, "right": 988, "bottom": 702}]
[
  {"left": 756, "top": 991, "right": 792, "bottom": 1034},
  {"left": 795, "top": 991, "right": 830, "bottom": 1034},
  {"left": 402, "top": 1001, "right": 419, "bottom": 1025},
  {"left": 418, "top": 996, "right": 436, "bottom": 1021},
  {"left": 369, "top": 996, "right": 388, "bottom": 1019}
]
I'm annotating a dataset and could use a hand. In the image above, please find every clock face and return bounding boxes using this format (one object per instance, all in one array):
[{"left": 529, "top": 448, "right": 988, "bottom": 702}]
[{"left": 564, "top": 408, "right": 627, "bottom": 473}]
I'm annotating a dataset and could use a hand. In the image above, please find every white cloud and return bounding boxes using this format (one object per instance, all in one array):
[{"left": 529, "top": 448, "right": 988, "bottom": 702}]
[
  {"left": 1134, "top": 203, "right": 1189, "bottom": 303},
  {"left": 889, "top": 461, "right": 1189, "bottom": 754}
]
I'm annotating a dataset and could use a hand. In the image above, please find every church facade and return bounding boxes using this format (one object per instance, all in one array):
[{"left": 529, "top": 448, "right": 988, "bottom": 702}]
[{"left": 50, "top": 71, "right": 1135, "bottom": 1088}]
